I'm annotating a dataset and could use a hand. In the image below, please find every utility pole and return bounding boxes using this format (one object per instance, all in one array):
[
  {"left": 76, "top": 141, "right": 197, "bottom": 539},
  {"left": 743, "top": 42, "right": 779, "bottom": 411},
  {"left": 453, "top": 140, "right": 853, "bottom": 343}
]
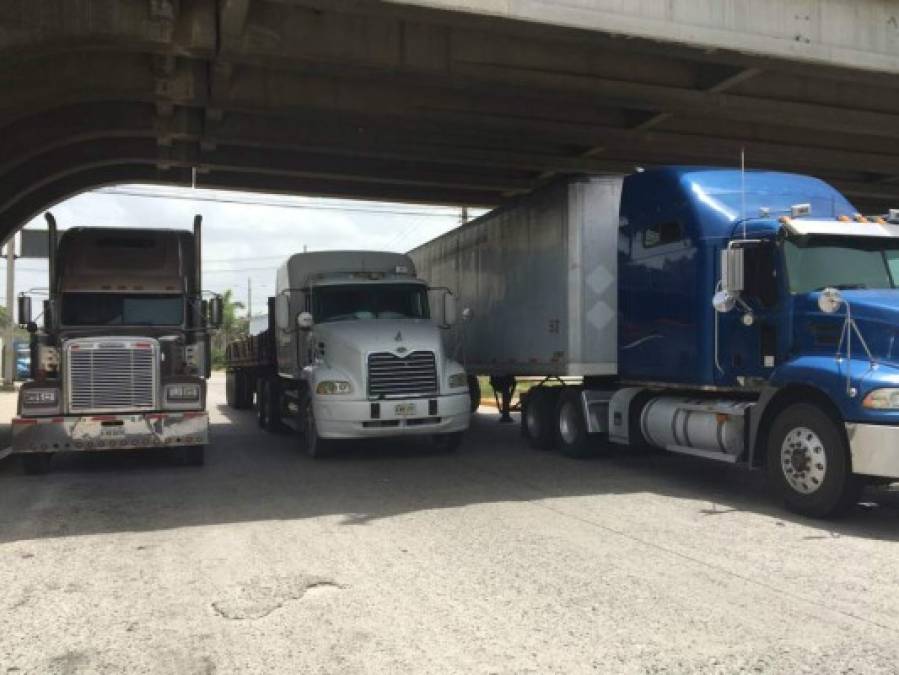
[
  {"left": 3, "top": 236, "right": 15, "bottom": 390},
  {"left": 247, "top": 276, "right": 252, "bottom": 331},
  {"left": 460, "top": 206, "right": 469, "bottom": 225}
]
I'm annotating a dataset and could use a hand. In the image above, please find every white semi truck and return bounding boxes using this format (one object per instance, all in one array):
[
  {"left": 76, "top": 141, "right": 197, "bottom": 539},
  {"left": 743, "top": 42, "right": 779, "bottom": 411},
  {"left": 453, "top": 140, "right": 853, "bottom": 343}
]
[{"left": 224, "top": 251, "right": 471, "bottom": 456}]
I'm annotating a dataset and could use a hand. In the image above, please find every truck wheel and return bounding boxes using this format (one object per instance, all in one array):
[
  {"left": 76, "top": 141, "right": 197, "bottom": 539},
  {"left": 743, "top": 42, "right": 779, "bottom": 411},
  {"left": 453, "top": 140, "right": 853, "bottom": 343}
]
[
  {"left": 175, "top": 445, "right": 205, "bottom": 467},
  {"left": 766, "top": 403, "right": 860, "bottom": 518},
  {"left": 22, "top": 453, "right": 52, "bottom": 475},
  {"left": 432, "top": 431, "right": 464, "bottom": 452},
  {"left": 238, "top": 372, "right": 254, "bottom": 409},
  {"left": 303, "top": 398, "right": 334, "bottom": 458},
  {"left": 521, "top": 388, "right": 559, "bottom": 450},
  {"left": 226, "top": 370, "right": 237, "bottom": 408},
  {"left": 263, "top": 379, "right": 282, "bottom": 431},
  {"left": 467, "top": 375, "right": 481, "bottom": 414},
  {"left": 556, "top": 388, "right": 594, "bottom": 458},
  {"left": 256, "top": 378, "right": 268, "bottom": 428}
]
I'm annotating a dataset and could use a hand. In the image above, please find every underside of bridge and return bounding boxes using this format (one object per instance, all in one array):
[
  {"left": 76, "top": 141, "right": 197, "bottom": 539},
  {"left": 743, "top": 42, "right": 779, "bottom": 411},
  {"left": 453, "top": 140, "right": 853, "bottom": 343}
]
[{"left": 2, "top": 0, "right": 899, "bottom": 241}]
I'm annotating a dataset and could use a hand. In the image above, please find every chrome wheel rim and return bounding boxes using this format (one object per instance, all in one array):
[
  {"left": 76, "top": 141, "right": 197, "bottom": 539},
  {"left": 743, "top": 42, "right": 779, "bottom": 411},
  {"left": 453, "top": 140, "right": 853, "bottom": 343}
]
[
  {"left": 559, "top": 401, "right": 579, "bottom": 445},
  {"left": 781, "top": 426, "right": 827, "bottom": 495}
]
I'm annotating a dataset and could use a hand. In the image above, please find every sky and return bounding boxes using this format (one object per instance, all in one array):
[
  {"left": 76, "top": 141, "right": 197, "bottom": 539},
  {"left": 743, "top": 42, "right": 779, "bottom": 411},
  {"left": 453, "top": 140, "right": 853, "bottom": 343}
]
[{"left": 2, "top": 186, "right": 487, "bottom": 318}]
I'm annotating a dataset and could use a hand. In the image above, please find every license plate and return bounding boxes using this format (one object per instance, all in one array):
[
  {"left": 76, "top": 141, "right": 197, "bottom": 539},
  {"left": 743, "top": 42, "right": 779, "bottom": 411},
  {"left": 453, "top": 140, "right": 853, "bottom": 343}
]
[
  {"left": 100, "top": 427, "right": 125, "bottom": 438},
  {"left": 394, "top": 403, "right": 417, "bottom": 417}
]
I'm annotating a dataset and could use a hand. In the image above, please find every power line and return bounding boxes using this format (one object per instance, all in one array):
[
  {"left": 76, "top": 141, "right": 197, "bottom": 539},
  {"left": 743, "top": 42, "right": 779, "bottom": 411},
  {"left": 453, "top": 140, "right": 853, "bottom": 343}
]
[{"left": 93, "top": 187, "right": 472, "bottom": 218}]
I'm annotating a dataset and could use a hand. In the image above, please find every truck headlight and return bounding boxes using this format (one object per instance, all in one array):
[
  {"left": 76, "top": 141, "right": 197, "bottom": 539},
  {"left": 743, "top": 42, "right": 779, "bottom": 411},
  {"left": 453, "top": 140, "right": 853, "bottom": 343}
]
[
  {"left": 862, "top": 388, "right": 899, "bottom": 410},
  {"left": 166, "top": 383, "right": 201, "bottom": 401},
  {"left": 316, "top": 380, "right": 352, "bottom": 395},
  {"left": 22, "top": 388, "right": 58, "bottom": 407},
  {"left": 448, "top": 373, "right": 468, "bottom": 389}
]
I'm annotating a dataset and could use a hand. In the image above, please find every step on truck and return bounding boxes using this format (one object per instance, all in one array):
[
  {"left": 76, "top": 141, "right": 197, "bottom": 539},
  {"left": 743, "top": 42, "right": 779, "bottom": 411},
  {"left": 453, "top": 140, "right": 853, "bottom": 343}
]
[
  {"left": 224, "top": 251, "right": 470, "bottom": 456},
  {"left": 409, "top": 168, "right": 899, "bottom": 518},
  {"left": 12, "top": 214, "right": 223, "bottom": 473}
]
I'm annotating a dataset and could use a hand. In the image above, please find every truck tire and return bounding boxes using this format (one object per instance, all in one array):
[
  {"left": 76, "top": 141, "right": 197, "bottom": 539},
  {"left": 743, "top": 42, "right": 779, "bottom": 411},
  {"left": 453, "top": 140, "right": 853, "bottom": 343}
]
[
  {"left": 766, "top": 403, "right": 860, "bottom": 518},
  {"left": 226, "top": 370, "right": 238, "bottom": 408},
  {"left": 256, "top": 377, "right": 268, "bottom": 428},
  {"left": 237, "top": 372, "right": 254, "bottom": 409},
  {"left": 432, "top": 431, "right": 464, "bottom": 452},
  {"left": 303, "top": 397, "right": 335, "bottom": 458},
  {"left": 467, "top": 375, "right": 481, "bottom": 414},
  {"left": 521, "top": 387, "right": 559, "bottom": 450},
  {"left": 22, "top": 453, "right": 52, "bottom": 475},
  {"left": 556, "top": 388, "right": 594, "bottom": 458},
  {"left": 263, "top": 378, "right": 282, "bottom": 431}
]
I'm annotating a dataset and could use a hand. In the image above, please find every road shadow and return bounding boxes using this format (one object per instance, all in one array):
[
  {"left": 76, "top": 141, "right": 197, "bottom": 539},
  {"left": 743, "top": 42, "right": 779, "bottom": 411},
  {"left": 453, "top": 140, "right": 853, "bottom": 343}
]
[{"left": 0, "top": 401, "right": 897, "bottom": 545}]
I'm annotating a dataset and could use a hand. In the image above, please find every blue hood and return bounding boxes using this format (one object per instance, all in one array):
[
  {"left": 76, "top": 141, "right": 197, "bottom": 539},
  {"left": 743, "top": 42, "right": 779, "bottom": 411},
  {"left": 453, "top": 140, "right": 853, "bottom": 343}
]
[{"left": 795, "top": 290, "right": 899, "bottom": 363}]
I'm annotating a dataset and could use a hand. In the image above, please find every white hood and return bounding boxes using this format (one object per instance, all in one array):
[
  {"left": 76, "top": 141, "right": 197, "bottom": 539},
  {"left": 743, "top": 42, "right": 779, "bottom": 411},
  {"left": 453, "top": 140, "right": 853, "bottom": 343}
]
[{"left": 310, "top": 319, "right": 445, "bottom": 389}]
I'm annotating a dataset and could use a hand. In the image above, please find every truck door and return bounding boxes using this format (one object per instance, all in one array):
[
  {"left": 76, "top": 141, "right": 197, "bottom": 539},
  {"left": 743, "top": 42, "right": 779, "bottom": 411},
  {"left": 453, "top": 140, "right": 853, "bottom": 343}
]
[{"left": 715, "top": 240, "right": 782, "bottom": 385}]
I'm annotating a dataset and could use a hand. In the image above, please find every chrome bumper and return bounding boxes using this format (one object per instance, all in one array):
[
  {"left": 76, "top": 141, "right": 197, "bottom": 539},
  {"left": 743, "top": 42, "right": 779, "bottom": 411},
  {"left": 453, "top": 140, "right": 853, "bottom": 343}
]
[
  {"left": 11, "top": 411, "right": 209, "bottom": 454},
  {"left": 845, "top": 422, "right": 899, "bottom": 479}
]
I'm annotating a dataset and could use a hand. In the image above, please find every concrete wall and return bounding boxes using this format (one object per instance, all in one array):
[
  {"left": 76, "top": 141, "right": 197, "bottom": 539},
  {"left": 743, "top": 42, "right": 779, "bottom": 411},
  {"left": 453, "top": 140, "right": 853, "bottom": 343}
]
[{"left": 386, "top": 0, "right": 899, "bottom": 74}]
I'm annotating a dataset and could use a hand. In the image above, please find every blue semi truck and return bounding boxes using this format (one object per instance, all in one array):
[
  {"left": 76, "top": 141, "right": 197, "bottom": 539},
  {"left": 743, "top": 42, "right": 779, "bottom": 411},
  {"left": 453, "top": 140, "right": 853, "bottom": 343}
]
[{"left": 410, "top": 167, "right": 899, "bottom": 518}]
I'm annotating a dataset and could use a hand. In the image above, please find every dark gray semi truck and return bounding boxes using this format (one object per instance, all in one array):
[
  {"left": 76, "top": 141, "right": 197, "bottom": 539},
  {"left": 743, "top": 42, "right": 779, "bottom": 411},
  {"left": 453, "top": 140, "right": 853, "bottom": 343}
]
[{"left": 11, "top": 214, "right": 223, "bottom": 473}]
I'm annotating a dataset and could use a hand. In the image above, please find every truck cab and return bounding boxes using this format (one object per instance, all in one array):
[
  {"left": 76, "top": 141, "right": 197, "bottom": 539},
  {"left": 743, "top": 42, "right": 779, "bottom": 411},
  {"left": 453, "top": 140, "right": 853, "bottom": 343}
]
[
  {"left": 12, "top": 217, "right": 222, "bottom": 472},
  {"left": 233, "top": 251, "right": 470, "bottom": 456},
  {"left": 615, "top": 168, "right": 899, "bottom": 516}
]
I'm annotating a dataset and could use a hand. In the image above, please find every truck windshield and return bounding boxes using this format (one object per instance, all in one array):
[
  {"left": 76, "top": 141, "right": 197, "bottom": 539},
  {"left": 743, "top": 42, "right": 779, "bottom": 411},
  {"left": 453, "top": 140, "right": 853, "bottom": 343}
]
[
  {"left": 313, "top": 284, "right": 429, "bottom": 322},
  {"left": 61, "top": 293, "right": 184, "bottom": 326},
  {"left": 783, "top": 236, "right": 899, "bottom": 293}
]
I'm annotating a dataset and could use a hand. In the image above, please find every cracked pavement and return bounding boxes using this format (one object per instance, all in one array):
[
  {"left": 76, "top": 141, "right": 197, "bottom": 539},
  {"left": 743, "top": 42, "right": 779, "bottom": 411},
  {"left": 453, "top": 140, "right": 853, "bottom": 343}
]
[{"left": 1, "top": 374, "right": 899, "bottom": 673}]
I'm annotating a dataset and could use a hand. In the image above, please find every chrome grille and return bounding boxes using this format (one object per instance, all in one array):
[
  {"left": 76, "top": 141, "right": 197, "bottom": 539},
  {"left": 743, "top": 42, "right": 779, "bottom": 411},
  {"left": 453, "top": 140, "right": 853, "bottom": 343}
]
[
  {"left": 367, "top": 351, "right": 438, "bottom": 398},
  {"left": 67, "top": 339, "right": 158, "bottom": 413}
]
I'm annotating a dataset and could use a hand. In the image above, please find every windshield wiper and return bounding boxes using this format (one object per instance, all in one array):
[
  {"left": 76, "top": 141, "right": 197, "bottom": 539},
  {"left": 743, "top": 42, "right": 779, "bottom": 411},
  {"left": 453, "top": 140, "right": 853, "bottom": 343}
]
[{"left": 813, "top": 283, "right": 868, "bottom": 291}]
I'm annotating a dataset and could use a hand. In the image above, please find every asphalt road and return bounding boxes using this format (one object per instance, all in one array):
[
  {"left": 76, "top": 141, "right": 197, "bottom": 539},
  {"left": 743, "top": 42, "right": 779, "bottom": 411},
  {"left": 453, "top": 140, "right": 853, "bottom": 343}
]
[{"left": 2, "top": 375, "right": 899, "bottom": 674}]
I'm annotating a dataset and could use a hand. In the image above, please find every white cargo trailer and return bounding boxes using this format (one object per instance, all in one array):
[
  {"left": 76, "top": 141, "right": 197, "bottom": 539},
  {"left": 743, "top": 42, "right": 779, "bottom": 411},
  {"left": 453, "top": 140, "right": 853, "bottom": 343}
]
[{"left": 409, "top": 176, "right": 621, "bottom": 379}]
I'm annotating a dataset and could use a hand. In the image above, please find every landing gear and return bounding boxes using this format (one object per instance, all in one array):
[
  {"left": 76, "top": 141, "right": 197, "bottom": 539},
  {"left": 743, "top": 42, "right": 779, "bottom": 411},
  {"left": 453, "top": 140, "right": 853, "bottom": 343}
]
[
  {"left": 490, "top": 375, "right": 516, "bottom": 423},
  {"left": 767, "top": 402, "right": 860, "bottom": 518}
]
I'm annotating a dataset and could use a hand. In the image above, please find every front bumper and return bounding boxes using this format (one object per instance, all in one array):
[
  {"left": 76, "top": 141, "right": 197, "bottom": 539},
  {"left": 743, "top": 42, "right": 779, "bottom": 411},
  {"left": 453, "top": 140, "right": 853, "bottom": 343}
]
[
  {"left": 11, "top": 411, "right": 209, "bottom": 454},
  {"left": 846, "top": 422, "right": 899, "bottom": 479},
  {"left": 314, "top": 393, "right": 470, "bottom": 439}
]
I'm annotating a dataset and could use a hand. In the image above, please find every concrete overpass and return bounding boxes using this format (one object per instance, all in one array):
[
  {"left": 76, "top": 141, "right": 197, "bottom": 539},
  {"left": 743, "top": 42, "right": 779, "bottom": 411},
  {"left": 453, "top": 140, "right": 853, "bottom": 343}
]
[{"left": 2, "top": 0, "right": 899, "bottom": 241}]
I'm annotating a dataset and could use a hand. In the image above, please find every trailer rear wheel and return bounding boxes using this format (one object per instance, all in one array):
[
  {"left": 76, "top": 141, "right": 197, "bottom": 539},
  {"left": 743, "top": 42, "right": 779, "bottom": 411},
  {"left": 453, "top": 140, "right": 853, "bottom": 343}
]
[
  {"left": 766, "top": 403, "right": 860, "bottom": 518},
  {"left": 225, "top": 370, "right": 238, "bottom": 408},
  {"left": 303, "top": 398, "right": 335, "bottom": 458},
  {"left": 237, "top": 372, "right": 254, "bottom": 409},
  {"left": 256, "top": 377, "right": 268, "bottom": 428},
  {"left": 521, "top": 388, "right": 559, "bottom": 450},
  {"left": 22, "top": 453, "right": 52, "bottom": 475},
  {"left": 556, "top": 388, "right": 594, "bottom": 458}
]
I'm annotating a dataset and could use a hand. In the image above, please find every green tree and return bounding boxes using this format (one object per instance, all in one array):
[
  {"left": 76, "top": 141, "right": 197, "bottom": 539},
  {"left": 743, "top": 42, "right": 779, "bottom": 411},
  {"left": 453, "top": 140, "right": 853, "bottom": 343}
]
[{"left": 212, "top": 289, "right": 248, "bottom": 369}]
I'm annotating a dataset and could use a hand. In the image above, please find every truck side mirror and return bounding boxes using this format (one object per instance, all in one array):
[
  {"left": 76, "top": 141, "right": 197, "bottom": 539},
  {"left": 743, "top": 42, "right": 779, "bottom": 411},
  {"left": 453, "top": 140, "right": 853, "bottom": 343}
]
[
  {"left": 443, "top": 292, "right": 457, "bottom": 327},
  {"left": 209, "top": 296, "right": 223, "bottom": 328},
  {"left": 297, "top": 312, "right": 314, "bottom": 330},
  {"left": 17, "top": 295, "right": 31, "bottom": 327}
]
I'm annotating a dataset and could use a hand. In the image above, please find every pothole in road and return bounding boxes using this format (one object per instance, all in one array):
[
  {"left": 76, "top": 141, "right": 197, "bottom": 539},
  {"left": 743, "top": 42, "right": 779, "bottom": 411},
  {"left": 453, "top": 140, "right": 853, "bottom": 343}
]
[{"left": 212, "top": 576, "right": 342, "bottom": 620}]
